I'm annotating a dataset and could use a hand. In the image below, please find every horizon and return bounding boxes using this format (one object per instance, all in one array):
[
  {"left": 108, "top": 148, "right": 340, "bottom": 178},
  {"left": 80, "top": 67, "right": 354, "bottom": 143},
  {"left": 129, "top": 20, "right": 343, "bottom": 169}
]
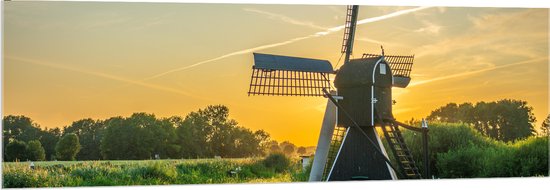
[{"left": 3, "top": 2, "right": 548, "bottom": 146}]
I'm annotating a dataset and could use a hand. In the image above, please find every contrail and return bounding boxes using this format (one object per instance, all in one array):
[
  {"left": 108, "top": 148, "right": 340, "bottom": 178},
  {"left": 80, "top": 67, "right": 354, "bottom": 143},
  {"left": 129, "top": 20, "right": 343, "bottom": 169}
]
[
  {"left": 143, "top": 6, "right": 432, "bottom": 81},
  {"left": 6, "top": 56, "right": 208, "bottom": 101},
  {"left": 409, "top": 57, "right": 547, "bottom": 87}
]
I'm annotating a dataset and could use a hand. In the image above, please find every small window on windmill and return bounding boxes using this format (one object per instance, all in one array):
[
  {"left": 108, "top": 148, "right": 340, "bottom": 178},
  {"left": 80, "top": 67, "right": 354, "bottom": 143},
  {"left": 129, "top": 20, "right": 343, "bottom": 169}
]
[
  {"left": 380, "top": 63, "right": 386, "bottom": 74},
  {"left": 248, "top": 53, "right": 334, "bottom": 96}
]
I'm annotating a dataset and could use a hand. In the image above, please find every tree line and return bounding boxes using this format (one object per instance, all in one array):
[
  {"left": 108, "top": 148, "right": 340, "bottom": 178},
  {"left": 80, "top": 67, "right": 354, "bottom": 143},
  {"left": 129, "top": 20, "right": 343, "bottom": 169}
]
[
  {"left": 2, "top": 105, "right": 292, "bottom": 161},
  {"left": 426, "top": 99, "right": 548, "bottom": 142}
]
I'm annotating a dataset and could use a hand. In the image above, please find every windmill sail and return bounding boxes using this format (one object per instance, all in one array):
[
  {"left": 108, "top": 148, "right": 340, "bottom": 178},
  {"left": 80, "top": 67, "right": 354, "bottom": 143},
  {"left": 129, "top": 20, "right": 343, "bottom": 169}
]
[{"left": 248, "top": 53, "right": 334, "bottom": 96}]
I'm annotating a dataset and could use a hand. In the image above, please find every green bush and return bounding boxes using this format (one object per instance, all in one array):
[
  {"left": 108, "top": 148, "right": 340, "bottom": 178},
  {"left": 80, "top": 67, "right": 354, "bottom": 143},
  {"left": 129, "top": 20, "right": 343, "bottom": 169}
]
[
  {"left": 514, "top": 137, "right": 549, "bottom": 176},
  {"left": 400, "top": 122, "right": 491, "bottom": 177},
  {"left": 396, "top": 122, "right": 549, "bottom": 178},
  {"left": 436, "top": 144, "right": 485, "bottom": 178},
  {"left": 262, "top": 153, "right": 291, "bottom": 173}
]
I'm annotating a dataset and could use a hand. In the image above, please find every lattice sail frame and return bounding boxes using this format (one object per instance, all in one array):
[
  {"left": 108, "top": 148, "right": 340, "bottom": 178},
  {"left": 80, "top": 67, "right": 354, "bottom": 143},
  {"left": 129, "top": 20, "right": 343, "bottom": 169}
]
[
  {"left": 362, "top": 53, "right": 414, "bottom": 78},
  {"left": 248, "top": 69, "right": 331, "bottom": 96},
  {"left": 248, "top": 53, "right": 334, "bottom": 96}
]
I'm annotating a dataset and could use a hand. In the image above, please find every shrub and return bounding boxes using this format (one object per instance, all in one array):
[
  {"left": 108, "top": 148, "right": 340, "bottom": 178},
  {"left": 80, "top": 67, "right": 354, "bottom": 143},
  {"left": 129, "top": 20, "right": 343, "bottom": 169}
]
[
  {"left": 514, "top": 137, "right": 549, "bottom": 176},
  {"left": 400, "top": 122, "right": 491, "bottom": 177},
  {"left": 397, "top": 122, "right": 548, "bottom": 178},
  {"left": 436, "top": 144, "right": 485, "bottom": 178},
  {"left": 262, "top": 153, "right": 291, "bottom": 173}
]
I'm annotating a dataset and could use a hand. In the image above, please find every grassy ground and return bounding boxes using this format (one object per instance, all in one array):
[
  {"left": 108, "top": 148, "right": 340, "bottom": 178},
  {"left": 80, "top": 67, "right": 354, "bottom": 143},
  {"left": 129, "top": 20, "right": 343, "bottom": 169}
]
[{"left": 2, "top": 156, "right": 309, "bottom": 188}]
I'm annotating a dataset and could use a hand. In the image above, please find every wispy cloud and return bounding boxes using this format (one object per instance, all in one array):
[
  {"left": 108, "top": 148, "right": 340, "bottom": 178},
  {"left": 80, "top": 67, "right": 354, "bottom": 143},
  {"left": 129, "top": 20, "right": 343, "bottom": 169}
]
[
  {"left": 414, "top": 20, "right": 442, "bottom": 35},
  {"left": 243, "top": 8, "right": 327, "bottom": 30},
  {"left": 409, "top": 57, "right": 547, "bottom": 87},
  {"left": 144, "top": 6, "right": 432, "bottom": 81},
  {"left": 6, "top": 56, "right": 208, "bottom": 101}
]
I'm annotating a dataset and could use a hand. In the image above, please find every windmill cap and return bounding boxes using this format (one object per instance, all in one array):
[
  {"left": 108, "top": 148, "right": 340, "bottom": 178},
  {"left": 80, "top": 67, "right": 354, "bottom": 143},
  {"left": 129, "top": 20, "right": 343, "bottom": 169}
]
[{"left": 334, "top": 56, "right": 392, "bottom": 88}]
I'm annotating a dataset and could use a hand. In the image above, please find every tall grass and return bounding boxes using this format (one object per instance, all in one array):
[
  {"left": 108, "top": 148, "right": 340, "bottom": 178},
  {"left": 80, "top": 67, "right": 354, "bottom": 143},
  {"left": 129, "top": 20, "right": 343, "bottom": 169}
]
[{"left": 2, "top": 154, "right": 304, "bottom": 188}]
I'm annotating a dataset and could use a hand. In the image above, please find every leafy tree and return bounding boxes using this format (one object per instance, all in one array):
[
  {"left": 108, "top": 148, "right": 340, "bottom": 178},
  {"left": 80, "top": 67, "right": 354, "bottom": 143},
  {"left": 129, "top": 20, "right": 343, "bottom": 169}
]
[
  {"left": 175, "top": 105, "right": 265, "bottom": 158},
  {"left": 101, "top": 113, "right": 179, "bottom": 160},
  {"left": 3, "top": 115, "right": 41, "bottom": 160},
  {"left": 39, "top": 128, "right": 61, "bottom": 160},
  {"left": 27, "top": 140, "right": 46, "bottom": 161},
  {"left": 64, "top": 119, "right": 105, "bottom": 160},
  {"left": 100, "top": 116, "right": 138, "bottom": 160},
  {"left": 173, "top": 115, "right": 209, "bottom": 158},
  {"left": 56, "top": 133, "right": 81, "bottom": 161},
  {"left": 427, "top": 99, "right": 536, "bottom": 142},
  {"left": 5, "top": 140, "right": 28, "bottom": 161}
]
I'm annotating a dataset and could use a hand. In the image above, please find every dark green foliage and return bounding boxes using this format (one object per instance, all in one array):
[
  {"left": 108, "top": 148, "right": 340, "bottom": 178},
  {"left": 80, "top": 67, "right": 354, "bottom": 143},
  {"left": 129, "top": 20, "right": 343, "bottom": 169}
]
[
  {"left": 427, "top": 99, "right": 536, "bottom": 142},
  {"left": 3, "top": 105, "right": 274, "bottom": 161},
  {"left": 436, "top": 145, "right": 485, "bottom": 178},
  {"left": 64, "top": 119, "right": 105, "bottom": 160},
  {"left": 27, "top": 140, "right": 46, "bottom": 161},
  {"left": 262, "top": 153, "right": 291, "bottom": 173},
  {"left": 39, "top": 128, "right": 61, "bottom": 160},
  {"left": 398, "top": 122, "right": 549, "bottom": 178},
  {"left": 3, "top": 115, "right": 41, "bottom": 161},
  {"left": 5, "top": 140, "right": 28, "bottom": 161},
  {"left": 173, "top": 105, "right": 269, "bottom": 158},
  {"left": 56, "top": 133, "right": 81, "bottom": 161},
  {"left": 479, "top": 145, "right": 518, "bottom": 177},
  {"left": 514, "top": 137, "right": 549, "bottom": 176},
  {"left": 400, "top": 122, "right": 490, "bottom": 176}
]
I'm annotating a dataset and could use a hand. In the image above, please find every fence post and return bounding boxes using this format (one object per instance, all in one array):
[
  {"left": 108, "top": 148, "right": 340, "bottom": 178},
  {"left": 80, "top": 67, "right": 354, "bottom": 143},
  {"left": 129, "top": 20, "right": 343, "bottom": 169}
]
[{"left": 421, "top": 118, "right": 430, "bottom": 179}]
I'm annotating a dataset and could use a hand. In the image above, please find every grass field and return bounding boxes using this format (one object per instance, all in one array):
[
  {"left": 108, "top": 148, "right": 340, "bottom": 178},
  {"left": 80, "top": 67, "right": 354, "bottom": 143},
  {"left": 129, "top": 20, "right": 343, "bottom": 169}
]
[{"left": 2, "top": 155, "right": 309, "bottom": 188}]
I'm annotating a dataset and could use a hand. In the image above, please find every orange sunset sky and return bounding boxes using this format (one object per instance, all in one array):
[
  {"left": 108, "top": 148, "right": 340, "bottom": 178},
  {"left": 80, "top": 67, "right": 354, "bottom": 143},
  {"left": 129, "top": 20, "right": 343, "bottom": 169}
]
[{"left": 2, "top": 2, "right": 548, "bottom": 146}]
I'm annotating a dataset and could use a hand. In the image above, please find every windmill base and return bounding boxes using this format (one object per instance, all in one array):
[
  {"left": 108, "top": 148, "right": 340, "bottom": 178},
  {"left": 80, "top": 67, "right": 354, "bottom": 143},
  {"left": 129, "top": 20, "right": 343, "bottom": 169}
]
[{"left": 326, "top": 126, "right": 395, "bottom": 181}]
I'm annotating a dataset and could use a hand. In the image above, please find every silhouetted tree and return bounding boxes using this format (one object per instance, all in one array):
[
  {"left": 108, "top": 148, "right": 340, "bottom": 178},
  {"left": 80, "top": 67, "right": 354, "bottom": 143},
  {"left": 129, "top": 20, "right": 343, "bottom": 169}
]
[
  {"left": 297, "top": 146, "right": 307, "bottom": 155},
  {"left": 280, "top": 141, "right": 296, "bottom": 156}
]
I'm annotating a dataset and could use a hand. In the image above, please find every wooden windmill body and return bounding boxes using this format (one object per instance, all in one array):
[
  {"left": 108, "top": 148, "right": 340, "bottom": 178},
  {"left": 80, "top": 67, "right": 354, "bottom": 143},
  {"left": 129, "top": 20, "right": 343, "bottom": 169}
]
[{"left": 248, "top": 5, "right": 429, "bottom": 181}]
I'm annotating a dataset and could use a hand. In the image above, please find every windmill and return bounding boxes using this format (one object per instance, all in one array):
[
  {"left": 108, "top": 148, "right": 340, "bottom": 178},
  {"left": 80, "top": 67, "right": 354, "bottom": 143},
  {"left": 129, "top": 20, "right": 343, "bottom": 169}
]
[{"left": 247, "top": 5, "right": 430, "bottom": 181}]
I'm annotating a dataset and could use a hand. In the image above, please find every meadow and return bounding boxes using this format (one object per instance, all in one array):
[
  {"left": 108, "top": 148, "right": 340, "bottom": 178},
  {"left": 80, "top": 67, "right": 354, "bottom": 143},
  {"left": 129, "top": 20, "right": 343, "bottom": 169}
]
[{"left": 2, "top": 154, "right": 310, "bottom": 188}]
